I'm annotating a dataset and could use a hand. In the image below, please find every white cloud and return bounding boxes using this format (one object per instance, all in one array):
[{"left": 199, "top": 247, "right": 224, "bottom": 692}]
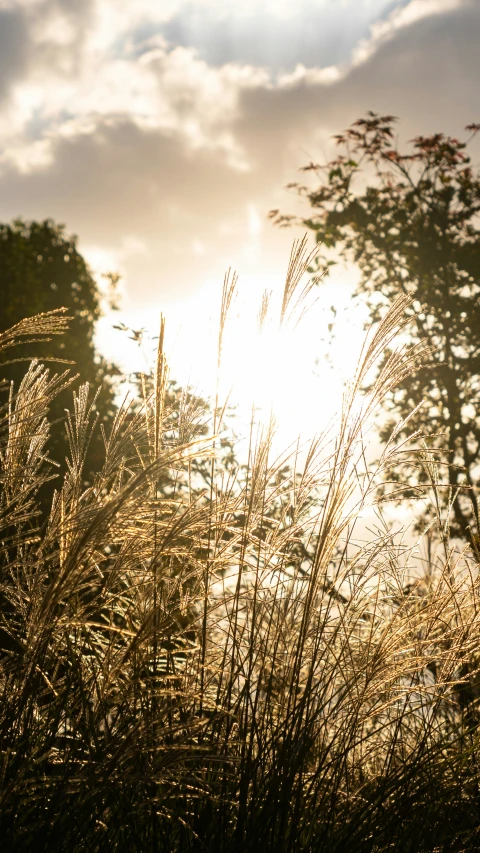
[
  {"left": 0, "top": 0, "right": 477, "bottom": 322},
  {"left": 277, "top": 64, "right": 344, "bottom": 88},
  {"left": 352, "top": 0, "right": 467, "bottom": 65},
  {"left": 0, "top": 0, "right": 445, "bottom": 163}
]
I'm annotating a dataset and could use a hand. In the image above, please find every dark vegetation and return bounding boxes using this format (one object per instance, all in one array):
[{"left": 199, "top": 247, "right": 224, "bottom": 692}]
[
  {"left": 271, "top": 114, "right": 480, "bottom": 550},
  {"left": 0, "top": 219, "right": 119, "bottom": 508}
]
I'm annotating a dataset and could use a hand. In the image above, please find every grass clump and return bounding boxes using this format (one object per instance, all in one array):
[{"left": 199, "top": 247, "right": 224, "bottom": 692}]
[{"left": 1, "top": 252, "right": 480, "bottom": 852}]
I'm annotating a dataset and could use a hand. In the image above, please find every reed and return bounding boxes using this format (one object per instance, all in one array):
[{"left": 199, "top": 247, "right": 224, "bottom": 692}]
[{"left": 1, "top": 251, "right": 479, "bottom": 852}]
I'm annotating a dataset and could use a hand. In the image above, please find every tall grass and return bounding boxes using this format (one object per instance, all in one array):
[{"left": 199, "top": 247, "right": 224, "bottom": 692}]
[{"left": 1, "top": 255, "right": 480, "bottom": 852}]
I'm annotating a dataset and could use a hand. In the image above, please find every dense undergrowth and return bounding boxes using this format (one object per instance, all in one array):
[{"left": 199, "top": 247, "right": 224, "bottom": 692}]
[{"left": 1, "top": 243, "right": 480, "bottom": 852}]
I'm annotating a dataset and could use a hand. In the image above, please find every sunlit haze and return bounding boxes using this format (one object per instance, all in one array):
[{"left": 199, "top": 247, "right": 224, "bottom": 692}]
[{"left": 94, "top": 257, "right": 368, "bottom": 448}]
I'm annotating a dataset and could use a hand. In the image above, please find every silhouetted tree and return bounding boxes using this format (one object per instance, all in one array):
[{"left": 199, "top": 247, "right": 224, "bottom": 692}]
[
  {"left": 270, "top": 113, "right": 480, "bottom": 548},
  {"left": 0, "top": 218, "right": 119, "bottom": 506}
]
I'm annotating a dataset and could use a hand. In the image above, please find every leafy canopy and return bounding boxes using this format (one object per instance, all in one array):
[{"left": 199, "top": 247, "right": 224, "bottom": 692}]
[
  {"left": 270, "top": 113, "right": 480, "bottom": 547},
  {"left": 0, "top": 218, "right": 119, "bottom": 497}
]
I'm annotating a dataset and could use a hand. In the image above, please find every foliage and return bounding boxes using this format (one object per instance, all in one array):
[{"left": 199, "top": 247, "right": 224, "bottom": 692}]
[
  {"left": 2, "top": 249, "right": 480, "bottom": 852},
  {"left": 270, "top": 113, "right": 480, "bottom": 549},
  {"left": 0, "top": 218, "right": 119, "bottom": 503}
]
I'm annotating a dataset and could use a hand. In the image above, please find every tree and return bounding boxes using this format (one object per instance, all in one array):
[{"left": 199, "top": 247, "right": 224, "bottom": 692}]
[
  {"left": 270, "top": 113, "right": 480, "bottom": 548},
  {"left": 0, "top": 218, "right": 119, "bottom": 506}
]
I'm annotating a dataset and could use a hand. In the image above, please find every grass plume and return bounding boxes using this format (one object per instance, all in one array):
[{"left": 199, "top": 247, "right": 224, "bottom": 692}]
[{"left": 0, "top": 257, "right": 480, "bottom": 852}]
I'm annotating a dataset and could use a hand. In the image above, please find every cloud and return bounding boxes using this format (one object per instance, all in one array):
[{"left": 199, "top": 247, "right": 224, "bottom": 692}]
[
  {"left": 234, "top": 0, "right": 480, "bottom": 165},
  {"left": 0, "top": 6, "right": 29, "bottom": 101},
  {"left": 351, "top": 0, "right": 467, "bottom": 66},
  {"left": 0, "top": 115, "right": 268, "bottom": 301},
  {"left": 159, "top": 0, "right": 394, "bottom": 72},
  {"left": 0, "top": 0, "right": 477, "bottom": 316}
]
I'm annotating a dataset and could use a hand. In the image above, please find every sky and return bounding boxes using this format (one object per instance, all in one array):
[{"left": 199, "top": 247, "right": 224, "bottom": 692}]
[{"left": 0, "top": 0, "right": 479, "bottom": 442}]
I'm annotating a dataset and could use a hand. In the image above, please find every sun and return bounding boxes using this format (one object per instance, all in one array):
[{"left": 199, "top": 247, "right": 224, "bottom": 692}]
[
  {"left": 95, "top": 258, "right": 368, "bottom": 451},
  {"left": 165, "top": 266, "right": 369, "bottom": 450},
  {"left": 215, "top": 284, "right": 355, "bottom": 447}
]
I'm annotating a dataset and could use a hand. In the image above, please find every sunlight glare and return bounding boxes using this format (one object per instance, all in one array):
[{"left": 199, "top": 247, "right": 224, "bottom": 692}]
[
  {"left": 161, "top": 268, "right": 368, "bottom": 449},
  {"left": 94, "top": 257, "right": 369, "bottom": 452}
]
